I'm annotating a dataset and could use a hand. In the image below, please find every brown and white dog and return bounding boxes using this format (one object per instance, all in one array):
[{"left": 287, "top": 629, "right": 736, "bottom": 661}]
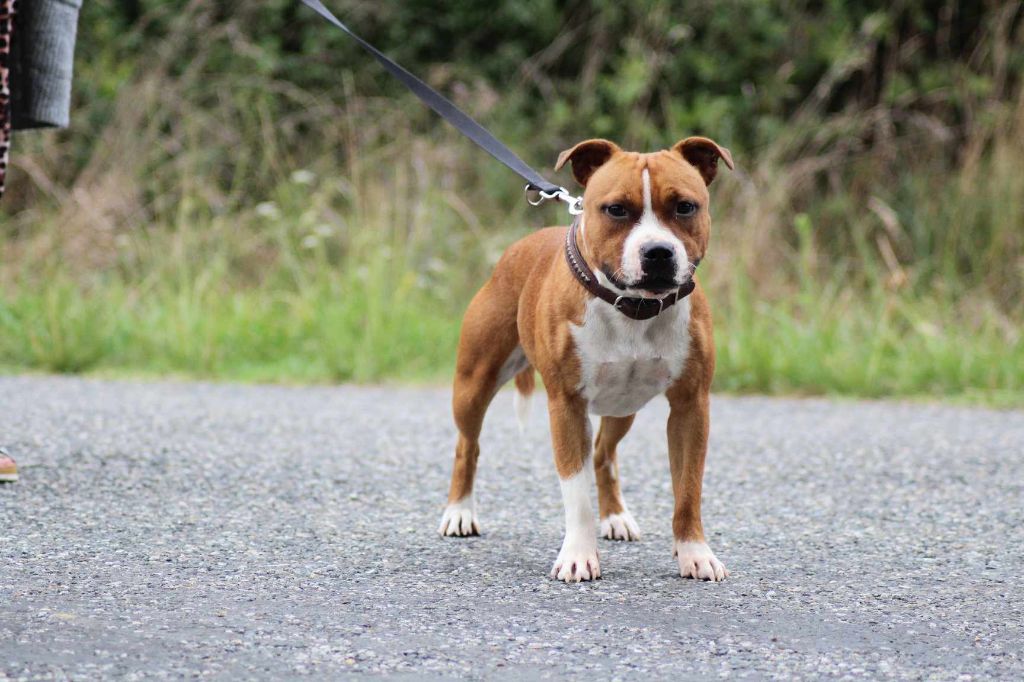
[{"left": 437, "top": 137, "right": 734, "bottom": 582}]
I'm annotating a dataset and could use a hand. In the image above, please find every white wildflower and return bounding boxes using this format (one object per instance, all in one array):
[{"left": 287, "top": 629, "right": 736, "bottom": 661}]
[
  {"left": 291, "top": 169, "right": 316, "bottom": 185},
  {"left": 255, "top": 202, "right": 281, "bottom": 220}
]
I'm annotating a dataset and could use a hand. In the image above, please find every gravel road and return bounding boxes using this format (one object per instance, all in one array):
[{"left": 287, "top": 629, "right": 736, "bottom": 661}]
[{"left": 1, "top": 376, "right": 1022, "bottom": 679}]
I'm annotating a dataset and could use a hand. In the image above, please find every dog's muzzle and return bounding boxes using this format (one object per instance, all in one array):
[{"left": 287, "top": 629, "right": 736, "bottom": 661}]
[{"left": 638, "top": 241, "right": 679, "bottom": 293}]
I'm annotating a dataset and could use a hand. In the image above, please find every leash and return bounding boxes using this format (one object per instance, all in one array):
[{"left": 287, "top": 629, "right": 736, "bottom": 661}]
[
  {"left": 300, "top": 1, "right": 697, "bottom": 318},
  {"left": 300, "top": 0, "right": 582, "bottom": 215}
]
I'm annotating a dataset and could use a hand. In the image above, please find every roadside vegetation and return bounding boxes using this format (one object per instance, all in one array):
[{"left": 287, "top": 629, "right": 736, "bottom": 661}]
[{"left": 2, "top": 1, "right": 1021, "bottom": 404}]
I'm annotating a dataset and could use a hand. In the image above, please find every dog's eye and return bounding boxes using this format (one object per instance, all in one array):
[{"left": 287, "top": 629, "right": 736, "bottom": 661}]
[
  {"left": 604, "top": 204, "right": 629, "bottom": 219},
  {"left": 676, "top": 201, "right": 698, "bottom": 217}
]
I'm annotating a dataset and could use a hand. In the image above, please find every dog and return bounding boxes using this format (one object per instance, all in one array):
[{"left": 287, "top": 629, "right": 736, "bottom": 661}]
[{"left": 437, "top": 137, "right": 734, "bottom": 582}]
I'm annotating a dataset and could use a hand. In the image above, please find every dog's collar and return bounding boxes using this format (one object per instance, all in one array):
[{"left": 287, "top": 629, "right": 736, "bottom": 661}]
[{"left": 563, "top": 216, "right": 697, "bottom": 321}]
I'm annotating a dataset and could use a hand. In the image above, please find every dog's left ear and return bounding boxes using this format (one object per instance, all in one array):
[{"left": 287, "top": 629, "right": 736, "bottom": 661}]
[{"left": 672, "top": 137, "right": 735, "bottom": 186}]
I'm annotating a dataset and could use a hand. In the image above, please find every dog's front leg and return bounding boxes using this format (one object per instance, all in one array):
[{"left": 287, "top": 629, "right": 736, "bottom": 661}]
[
  {"left": 547, "top": 391, "right": 600, "bottom": 582},
  {"left": 667, "top": 388, "right": 728, "bottom": 581}
]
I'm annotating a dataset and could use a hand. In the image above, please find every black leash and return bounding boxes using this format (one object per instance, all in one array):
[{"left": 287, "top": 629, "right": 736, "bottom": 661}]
[{"left": 300, "top": 0, "right": 581, "bottom": 214}]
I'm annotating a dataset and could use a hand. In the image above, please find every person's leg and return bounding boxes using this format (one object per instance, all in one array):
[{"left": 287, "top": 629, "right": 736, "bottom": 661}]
[
  {"left": 1, "top": 0, "right": 82, "bottom": 483},
  {"left": 10, "top": 0, "right": 81, "bottom": 130},
  {"left": 0, "top": 0, "right": 16, "bottom": 200},
  {"left": 0, "top": 2, "right": 18, "bottom": 479}
]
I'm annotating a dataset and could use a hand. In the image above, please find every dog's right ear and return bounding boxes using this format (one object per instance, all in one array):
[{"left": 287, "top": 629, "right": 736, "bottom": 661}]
[{"left": 555, "top": 139, "right": 621, "bottom": 187}]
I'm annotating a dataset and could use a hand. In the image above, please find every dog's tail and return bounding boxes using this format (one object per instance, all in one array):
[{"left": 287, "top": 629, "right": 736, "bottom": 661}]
[{"left": 513, "top": 368, "right": 535, "bottom": 434}]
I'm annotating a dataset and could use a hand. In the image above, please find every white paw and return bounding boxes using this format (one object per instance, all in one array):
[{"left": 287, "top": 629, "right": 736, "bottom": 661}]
[
  {"left": 599, "top": 510, "right": 641, "bottom": 541},
  {"left": 437, "top": 497, "right": 480, "bottom": 537},
  {"left": 674, "top": 540, "right": 728, "bottom": 581},
  {"left": 551, "top": 542, "right": 601, "bottom": 582}
]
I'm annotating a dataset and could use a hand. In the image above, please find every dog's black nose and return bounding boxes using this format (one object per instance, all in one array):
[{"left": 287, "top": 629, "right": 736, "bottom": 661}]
[{"left": 641, "top": 242, "right": 675, "bottom": 263}]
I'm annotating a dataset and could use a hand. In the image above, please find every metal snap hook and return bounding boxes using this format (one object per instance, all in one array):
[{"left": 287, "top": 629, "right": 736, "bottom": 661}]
[{"left": 525, "top": 184, "right": 583, "bottom": 215}]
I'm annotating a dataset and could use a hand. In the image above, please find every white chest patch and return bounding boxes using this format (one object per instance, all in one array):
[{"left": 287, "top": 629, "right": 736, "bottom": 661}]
[{"left": 570, "top": 297, "right": 691, "bottom": 417}]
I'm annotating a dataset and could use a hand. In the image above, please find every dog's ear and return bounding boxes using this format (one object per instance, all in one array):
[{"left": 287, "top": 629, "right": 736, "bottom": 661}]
[
  {"left": 555, "top": 139, "right": 621, "bottom": 187},
  {"left": 671, "top": 136, "right": 734, "bottom": 186}
]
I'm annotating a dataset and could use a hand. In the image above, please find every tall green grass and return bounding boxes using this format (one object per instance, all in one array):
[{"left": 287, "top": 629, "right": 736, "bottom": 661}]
[
  {"left": 2, "top": 179, "right": 1020, "bottom": 403},
  {"left": 3, "top": 264, "right": 1020, "bottom": 406},
  {"left": 0, "top": 273, "right": 458, "bottom": 383},
  {"left": 3, "top": 257, "right": 1020, "bottom": 405}
]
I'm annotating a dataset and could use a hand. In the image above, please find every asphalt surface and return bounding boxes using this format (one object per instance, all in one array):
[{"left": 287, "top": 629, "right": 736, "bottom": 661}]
[{"left": 1, "top": 375, "right": 1022, "bottom": 680}]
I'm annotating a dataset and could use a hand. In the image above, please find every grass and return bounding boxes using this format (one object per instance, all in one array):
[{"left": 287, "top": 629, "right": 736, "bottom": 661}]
[
  {"left": 715, "top": 283, "right": 1023, "bottom": 405},
  {"left": 1, "top": 226, "right": 1020, "bottom": 405},
  {"left": 0, "top": 279, "right": 457, "bottom": 384},
  {"left": 2, "top": 132, "right": 1022, "bottom": 405}
]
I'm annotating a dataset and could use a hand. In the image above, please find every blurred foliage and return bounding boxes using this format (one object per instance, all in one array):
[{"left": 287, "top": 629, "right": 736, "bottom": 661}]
[
  {"left": 53, "top": 0, "right": 1022, "bottom": 300},
  {"left": 1, "top": 1, "right": 1022, "bottom": 397},
  {"left": 72, "top": 0, "right": 1022, "bottom": 150}
]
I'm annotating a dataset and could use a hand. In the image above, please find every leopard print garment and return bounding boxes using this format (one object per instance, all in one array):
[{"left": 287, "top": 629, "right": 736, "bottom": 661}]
[{"left": 0, "top": 0, "right": 15, "bottom": 201}]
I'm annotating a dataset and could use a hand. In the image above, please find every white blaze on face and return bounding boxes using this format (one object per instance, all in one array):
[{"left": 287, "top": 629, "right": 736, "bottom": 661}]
[{"left": 620, "top": 168, "right": 687, "bottom": 286}]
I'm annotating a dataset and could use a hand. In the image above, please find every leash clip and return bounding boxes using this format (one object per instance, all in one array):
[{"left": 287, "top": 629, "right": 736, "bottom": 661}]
[{"left": 525, "top": 184, "right": 584, "bottom": 215}]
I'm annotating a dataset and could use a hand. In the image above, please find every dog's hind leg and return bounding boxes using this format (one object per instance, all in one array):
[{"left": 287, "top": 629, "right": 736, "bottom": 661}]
[
  {"left": 512, "top": 367, "right": 535, "bottom": 434},
  {"left": 594, "top": 415, "right": 641, "bottom": 541},
  {"left": 593, "top": 411, "right": 638, "bottom": 540},
  {"left": 438, "top": 280, "right": 521, "bottom": 537}
]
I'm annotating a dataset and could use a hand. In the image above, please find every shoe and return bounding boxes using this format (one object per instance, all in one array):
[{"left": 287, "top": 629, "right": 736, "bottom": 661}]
[{"left": 0, "top": 447, "right": 17, "bottom": 483}]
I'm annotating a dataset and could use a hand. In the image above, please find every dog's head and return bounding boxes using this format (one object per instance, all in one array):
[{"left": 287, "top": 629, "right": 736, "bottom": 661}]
[{"left": 555, "top": 137, "right": 733, "bottom": 297}]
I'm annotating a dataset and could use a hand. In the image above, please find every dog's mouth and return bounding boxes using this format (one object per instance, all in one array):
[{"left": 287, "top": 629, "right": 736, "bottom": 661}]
[
  {"left": 635, "top": 276, "right": 678, "bottom": 295},
  {"left": 602, "top": 267, "right": 681, "bottom": 297}
]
